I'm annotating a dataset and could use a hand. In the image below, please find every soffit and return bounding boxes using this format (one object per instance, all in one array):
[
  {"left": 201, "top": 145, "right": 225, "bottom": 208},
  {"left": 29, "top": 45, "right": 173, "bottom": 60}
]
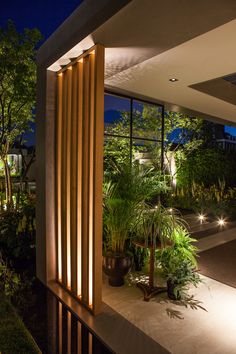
[
  {"left": 106, "top": 19, "right": 236, "bottom": 125},
  {"left": 44, "top": 0, "right": 236, "bottom": 124}
]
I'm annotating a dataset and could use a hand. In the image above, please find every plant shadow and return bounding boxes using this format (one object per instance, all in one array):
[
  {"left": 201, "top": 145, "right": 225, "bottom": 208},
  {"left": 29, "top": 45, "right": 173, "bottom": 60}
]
[{"left": 152, "top": 292, "right": 207, "bottom": 320}]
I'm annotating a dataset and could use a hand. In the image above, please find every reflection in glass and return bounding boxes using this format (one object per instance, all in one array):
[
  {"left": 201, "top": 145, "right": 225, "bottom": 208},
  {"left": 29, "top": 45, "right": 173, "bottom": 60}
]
[
  {"left": 104, "top": 135, "right": 131, "bottom": 174},
  {"left": 104, "top": 94, "right": 130, "bottom": 137},
  {"left": 132, "top": 139, "right": 162, "bottom": 170},
  {"left": 132, "top": 100, "right": 162, "bottom": 141}
]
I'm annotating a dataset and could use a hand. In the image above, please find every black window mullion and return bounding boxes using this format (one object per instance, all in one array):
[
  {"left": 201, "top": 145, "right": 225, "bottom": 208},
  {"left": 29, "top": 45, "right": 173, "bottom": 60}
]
[
  {"left": 161, "top": 106, "right": 165, "bottom": 172},
  {"left": 130, "top": 98, "right": 133, "bottom": 162}
]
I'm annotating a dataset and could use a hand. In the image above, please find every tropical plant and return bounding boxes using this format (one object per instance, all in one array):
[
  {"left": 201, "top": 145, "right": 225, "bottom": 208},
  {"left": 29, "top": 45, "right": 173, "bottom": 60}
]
[
  {"left": 103, "top": 162, "right": 170, "bottom": 254},
  {"left": 157, "top": 225, "right": 201, "bottom": 299},
  {"left": 134, "top": 205, "right": 187, "bottom": 298},
  {"left": 135, "top": 205, "right": 185, "bottom": 248},
  {"left": 0, "top": 257, "right": 20, "bottom": 297}
]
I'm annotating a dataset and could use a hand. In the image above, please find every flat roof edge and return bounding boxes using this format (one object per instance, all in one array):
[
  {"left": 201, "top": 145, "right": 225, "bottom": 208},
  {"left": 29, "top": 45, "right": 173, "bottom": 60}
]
[{"left": 37, "top": 0, "right": 132, "bottom": 68}]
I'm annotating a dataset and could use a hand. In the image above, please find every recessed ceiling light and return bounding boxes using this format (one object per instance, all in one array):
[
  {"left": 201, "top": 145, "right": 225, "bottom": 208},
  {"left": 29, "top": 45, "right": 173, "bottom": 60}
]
[{"left": 169, "top": 78, "right": 178, "bottom": 82}]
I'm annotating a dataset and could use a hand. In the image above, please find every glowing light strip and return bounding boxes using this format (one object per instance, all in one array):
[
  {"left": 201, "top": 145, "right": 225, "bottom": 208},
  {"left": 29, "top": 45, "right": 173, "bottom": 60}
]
[{"left": 77, "top": 222, "right": 82, "bottom": 296}]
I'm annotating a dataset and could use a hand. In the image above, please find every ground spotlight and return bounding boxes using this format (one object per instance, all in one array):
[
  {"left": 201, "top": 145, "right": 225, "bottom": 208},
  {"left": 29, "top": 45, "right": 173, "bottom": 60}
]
[
  {"left": 198, "top": 214, "right": 205, "bottom": 223},
  {"left": 218, "top": 218, "right": 226, "bottom": 227}
]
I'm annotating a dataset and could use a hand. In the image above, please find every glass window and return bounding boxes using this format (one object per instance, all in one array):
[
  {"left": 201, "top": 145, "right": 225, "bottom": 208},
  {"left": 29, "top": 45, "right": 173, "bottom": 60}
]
[
  {"left": 132, "top": 100, "right": 162, "bottom": 141},
  {"left": 104, "top": 94, "right": 130, "bottom": 137},
  {"left": 104, "top": 93, "right": 164, "bottom": 170}
]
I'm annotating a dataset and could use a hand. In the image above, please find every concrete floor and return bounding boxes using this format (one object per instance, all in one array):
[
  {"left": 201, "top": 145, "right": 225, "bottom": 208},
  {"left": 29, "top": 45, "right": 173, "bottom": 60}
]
[{"left": 103, "top": 228, "right": 236, "bottom": 354}]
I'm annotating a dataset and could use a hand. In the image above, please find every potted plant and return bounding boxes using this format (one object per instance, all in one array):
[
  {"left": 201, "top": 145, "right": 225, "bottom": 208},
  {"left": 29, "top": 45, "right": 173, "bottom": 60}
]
[
  {"left": 103, "top": 163, "right": 164, "bottom": 286},
  {"left": 158, "top": 225, "right": 201, "bottom": 300},
  {"left": 134, "top": 205, "right": 184, "bottom": 300}
]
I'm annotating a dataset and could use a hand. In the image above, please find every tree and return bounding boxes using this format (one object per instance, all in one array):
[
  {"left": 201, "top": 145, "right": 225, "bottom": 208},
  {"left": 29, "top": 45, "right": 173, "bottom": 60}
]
[{"left": 0, "top": 20, "right": 41, "bottom": 207}]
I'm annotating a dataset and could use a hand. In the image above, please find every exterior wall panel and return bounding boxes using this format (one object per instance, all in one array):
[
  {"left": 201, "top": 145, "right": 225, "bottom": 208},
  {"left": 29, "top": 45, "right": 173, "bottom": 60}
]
[{"left": 55, "top": 45, "right": 104, "bottom": 314}]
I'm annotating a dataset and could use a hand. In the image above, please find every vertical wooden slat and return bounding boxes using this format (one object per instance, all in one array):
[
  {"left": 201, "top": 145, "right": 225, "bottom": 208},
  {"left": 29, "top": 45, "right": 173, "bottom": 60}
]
[
  {"left": 58, "top": 302, "right": 62, "bottom": 354},
  {"left": 66, "top": 68, "right": 72, "bottom": 289},
  {"left": 61, "top": 71, "right": 68, "bottom": 285},
  {"left": 67, "top": 311, "right": 71, "bottom": 353},
  {"left": 77, "top": 321, "right": 82, "bottom": 354},
  {"left": 81, "top": 55, "right": 90, "bottom": 305},
  {"left": 77, "top": 60, "right": 83, "bottom": 297},
  {"left": 92, "top": 44, "right": 104, "bottom": 315},
  {"left": 88, "top": 52, "right": 95, "bottom": 307},
  {"left": 71, "top": 64, "right": 78, "bottom": 293},
  {"left": 56, "top": 74, "right": 63, "bottom": 282}
]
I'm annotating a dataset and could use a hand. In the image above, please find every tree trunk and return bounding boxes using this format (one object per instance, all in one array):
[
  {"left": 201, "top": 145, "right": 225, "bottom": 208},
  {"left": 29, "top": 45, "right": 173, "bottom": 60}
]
[
  {"left": 2, "top": 157, "right": 13, "bottom": 209},
  {"left": 149, "top": 246, "right": 155, "bottom": 289}
]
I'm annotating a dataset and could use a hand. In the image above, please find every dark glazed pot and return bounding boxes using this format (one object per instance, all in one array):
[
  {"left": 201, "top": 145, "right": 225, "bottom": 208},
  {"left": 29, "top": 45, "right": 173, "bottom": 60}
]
[
  {"left": 103, "top": 254, "right": 133, "bottom": 287},
  {"left": 167, "top": 279, "right": 181, "bottom": 300}
]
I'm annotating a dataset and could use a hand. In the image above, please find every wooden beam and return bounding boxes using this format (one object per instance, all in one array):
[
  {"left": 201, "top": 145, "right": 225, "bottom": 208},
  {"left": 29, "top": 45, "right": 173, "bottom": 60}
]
[
  {"left": 92, "top": 44, "right": 104, "bottom": 315},
  {"left": 70, "top": 64, "right": 78, "bottom": 293},
  {"left": 56, "top": 73, "right": 63, "bottom": 282},
  {"left": 61, "top": 71, "right": 68, "bottom": 285}
]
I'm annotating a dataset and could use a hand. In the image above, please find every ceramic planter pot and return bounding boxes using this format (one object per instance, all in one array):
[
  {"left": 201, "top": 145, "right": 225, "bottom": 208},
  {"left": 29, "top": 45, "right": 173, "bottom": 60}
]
[{"left": 103, "top": 254, "right": 133, "bottom": 286}]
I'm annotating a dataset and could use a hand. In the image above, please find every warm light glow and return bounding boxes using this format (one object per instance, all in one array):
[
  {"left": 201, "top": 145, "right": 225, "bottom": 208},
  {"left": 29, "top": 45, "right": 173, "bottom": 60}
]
[
  {"left": 58, "top": 72, "right": 63, "bottom": 76},
  {"left": 58, "top": 224, "right": 62, "bottom": 281},
  {"left": 198, "top": 214, "right": 205, "bottom": 223},
  {"left": 78, "top": 58, "right": 83, "bottom": 63},
  {"left": 169, "top": 78, "right": 178, "bottom": 82},
  {"left": 169, "top": 154, "right": 177, "bottom": 187},
  {"left": 77, "top": 218, "right": 82, "bottom": 297},
  {"left": 68, "top": 66, "right": 72, "bottom": 70},
  {"left": 89, "top": 226, "right": 93, "bottom": 306},
  {"left": 90, "top": 50, "right": 95, "bottom": 55},
  {"left": 169, "top": 208, "right": 173, "bottom": 213},
  {"left": 218, "top": 218, "right": 226, "bottom": 226}
]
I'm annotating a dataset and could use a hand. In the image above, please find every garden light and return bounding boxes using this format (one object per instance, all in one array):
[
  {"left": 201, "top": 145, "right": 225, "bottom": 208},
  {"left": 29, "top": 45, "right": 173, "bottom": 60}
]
[
  {"left": 218, "top": 218, "right": 226, "bottom": 227},
  {"left": 169, "top": 208, "right": 173, "bottom": 213},
  {"left": 198, "top": 214, "right": 205, "bottom": 223}
]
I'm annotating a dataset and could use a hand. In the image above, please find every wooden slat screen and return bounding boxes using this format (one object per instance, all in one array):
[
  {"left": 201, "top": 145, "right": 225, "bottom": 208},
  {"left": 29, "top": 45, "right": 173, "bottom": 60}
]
[{"left": 56, "top": 45, "right": 104, "bottom": 315}]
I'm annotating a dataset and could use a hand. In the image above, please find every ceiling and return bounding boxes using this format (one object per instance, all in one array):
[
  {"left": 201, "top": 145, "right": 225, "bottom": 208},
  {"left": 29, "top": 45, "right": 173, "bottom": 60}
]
[{"left": 45, "top": 0, "right": 236, "bottom": 124}]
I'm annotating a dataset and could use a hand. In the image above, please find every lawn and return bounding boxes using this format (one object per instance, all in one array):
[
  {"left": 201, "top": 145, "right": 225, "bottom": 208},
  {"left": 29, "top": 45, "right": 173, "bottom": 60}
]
[{"left": 0, "top": 293, "right": 41, "bottom": 354}]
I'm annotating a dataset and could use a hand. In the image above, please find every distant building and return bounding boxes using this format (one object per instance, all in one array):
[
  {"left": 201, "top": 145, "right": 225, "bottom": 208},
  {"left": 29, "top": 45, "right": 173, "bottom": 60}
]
[{"left": 216, "top": 134, "right": 236, "bottom": 150}]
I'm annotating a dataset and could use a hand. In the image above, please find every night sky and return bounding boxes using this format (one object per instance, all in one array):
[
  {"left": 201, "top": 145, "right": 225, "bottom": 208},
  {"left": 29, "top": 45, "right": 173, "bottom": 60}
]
[
  {"left": 1, "top": 0, "right": 236, "bottom": 144},
  {"left": 1, "top": 0, "right": 84, "bottom": 41}
]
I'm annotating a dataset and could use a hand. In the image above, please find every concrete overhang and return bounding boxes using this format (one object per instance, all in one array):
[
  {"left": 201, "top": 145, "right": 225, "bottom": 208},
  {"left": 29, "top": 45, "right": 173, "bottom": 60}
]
[{"left": 38, "top": 0, "right": 236, "bottom": 125}]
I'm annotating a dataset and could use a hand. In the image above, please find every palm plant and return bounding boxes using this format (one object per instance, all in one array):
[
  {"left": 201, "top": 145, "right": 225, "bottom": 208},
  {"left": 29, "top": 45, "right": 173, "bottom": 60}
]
[
  {"left": 103, "top": 163, "right": 168, "bottom": 255},
  {"left": 134, "top": 205, "right": 186, "bottom": 300},
  {"left": 103, "top": 163, "right": 169, "bottom": 286}
]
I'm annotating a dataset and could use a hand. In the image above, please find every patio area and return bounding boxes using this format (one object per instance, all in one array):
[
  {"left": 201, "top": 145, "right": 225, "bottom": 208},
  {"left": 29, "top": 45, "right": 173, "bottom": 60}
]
[{"left": 103, "top": 228, "right": 236, "bottom": 354}]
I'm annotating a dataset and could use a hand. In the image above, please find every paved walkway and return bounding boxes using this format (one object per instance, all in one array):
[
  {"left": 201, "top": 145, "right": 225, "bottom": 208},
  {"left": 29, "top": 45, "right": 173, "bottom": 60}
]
[{"left": 103, "top": 227, "right": 236, "bottom": 354}]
